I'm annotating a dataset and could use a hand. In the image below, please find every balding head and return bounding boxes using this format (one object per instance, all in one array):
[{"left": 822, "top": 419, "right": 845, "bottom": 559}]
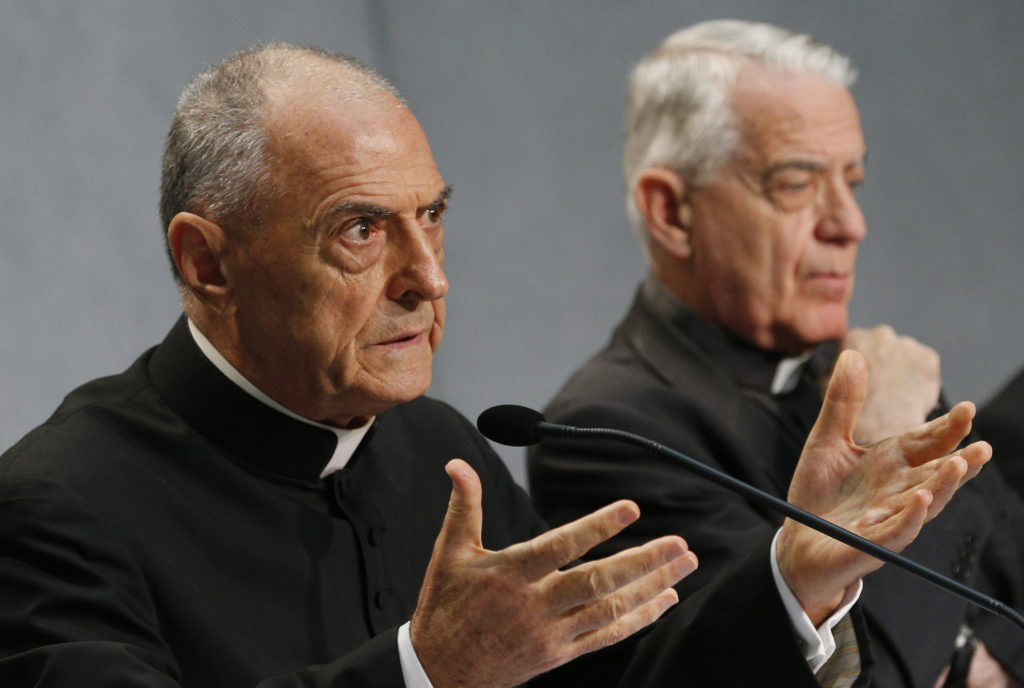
[{"left": 160, "top": 43, "right": 402, "bottom": 282}]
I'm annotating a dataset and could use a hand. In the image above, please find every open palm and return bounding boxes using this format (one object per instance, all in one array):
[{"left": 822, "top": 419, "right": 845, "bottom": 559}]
[{"left": 778, "top": 350, "right": 991, "bottom": 624}]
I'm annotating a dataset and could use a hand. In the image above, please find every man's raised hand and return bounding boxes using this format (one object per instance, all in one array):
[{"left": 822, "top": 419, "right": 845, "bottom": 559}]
[
  {"left": 778, "top": 350, "right": 991, "bottom": 625},
  {"left": 410, "top": 459, "right": 697, "bottom": 688}
]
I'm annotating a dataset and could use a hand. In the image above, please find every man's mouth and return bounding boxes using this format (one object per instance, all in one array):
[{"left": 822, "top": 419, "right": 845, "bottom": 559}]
[
  {"left": 375, "top": 327, "right": 429, "bottom": 348},
  {"left": 809, "top": 271, "right": 850, "bottom": 281},
  {"left": 805, "top": 272, "right": 853, "bottom": 298}
]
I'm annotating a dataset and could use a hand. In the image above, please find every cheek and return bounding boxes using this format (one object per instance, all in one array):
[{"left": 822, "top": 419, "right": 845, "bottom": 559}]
[
  {"left": 772, "top": 223, "right": 816, "bottom": 291},
  {"left": 717, "top": 209, "right": 784, "bottom": 278},
  {"left": 429, "top": 300, "right": 446, "bottom": 351},
  {"left": 723, "top": 233, "right": 789, "bottom": 307},
  {"left": 300, "top": 282, "right": 377, "bottom": 361}
]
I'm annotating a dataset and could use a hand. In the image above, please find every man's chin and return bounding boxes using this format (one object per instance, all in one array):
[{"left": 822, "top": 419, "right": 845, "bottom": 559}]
[
  {"left": 771, "top": 314, "right": 849, "bottom": 352},
  {"left": 368, "top": 372, "right": 434, "bottom": 409},
  {"left": 795, "top": 318, "right": 849, "bottom": 349},
  {"left": 319, "top": 369, "right": 433, "bottom": 426}
]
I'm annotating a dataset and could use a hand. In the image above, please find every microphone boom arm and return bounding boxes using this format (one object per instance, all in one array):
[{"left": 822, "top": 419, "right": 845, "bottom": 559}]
[{"left": 536, "top": 420, "right": 1024, "bottom": 632}]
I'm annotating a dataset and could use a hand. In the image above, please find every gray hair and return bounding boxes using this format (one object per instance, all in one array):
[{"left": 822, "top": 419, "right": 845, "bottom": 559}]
[
  {"left": 159, "top": 42, "right": 402, "bottom": 280},
  {"left": 623, "top": 20, "right": 857, "bottom": 238}
]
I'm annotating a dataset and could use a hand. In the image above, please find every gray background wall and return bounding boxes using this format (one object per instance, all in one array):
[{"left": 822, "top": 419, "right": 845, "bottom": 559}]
[{"left": 2, "top": 1, "right": 1021, "bottom": 486}]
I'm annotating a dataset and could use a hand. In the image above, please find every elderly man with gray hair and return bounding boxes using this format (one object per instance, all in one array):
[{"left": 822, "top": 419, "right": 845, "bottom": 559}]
[{"left": 530, "top": 19, "right": 1024, "bottom": 688}]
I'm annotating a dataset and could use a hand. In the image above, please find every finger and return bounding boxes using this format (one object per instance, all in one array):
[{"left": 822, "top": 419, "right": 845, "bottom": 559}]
[
  {"left": 809, "top": 349, "right": 867, "bottom": 446},
  {"left": 957, "top": 441, "right": 992, "bottom": 484},
  {"left": 870, "top": 489, "right": 931, "bottom": 553},
  {"left": 920, "top": 455, "right": 968, "bottom": 519},
  {"left": 563, "top": 550, "right": 698, "bottom": 635},
  {"left": 920, "top": 442, "right": 991, "bottom": 516},
  {"left": 545, "top": 536, "right": 692, "bottom": 609},
  {"left": 503, "top": 500, "right": 640, "bottom": 580},
  {"left": 569, "top": 587, "right": 681, "bottom": 659},
  {"left": 431, "top": 459, "right": 485, "bottom": 560},
  {"left": 896, "top": 401, "right": 976, "bottom": 462}
]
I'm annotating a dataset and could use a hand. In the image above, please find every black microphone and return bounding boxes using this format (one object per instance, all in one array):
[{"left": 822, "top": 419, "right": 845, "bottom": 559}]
[{"left": 477, "top": 404, "right": 1024, "bottom": 632}]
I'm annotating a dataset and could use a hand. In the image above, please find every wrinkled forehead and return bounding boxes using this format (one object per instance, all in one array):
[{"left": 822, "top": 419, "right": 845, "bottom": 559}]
[
  {"left": 730, "top": 64, "right": 864, "bottom": 163},
  {"left": 260, "top": 78, "right": 443, "bottom": 223}
]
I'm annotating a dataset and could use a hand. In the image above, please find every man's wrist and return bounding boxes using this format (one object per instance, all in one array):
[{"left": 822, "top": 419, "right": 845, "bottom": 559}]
[
  {"left": 770, "top": 529, "right": 862, "bottom": 672},
  {"left": 776, "top": 520, "right": 852, "bottom": 625}
]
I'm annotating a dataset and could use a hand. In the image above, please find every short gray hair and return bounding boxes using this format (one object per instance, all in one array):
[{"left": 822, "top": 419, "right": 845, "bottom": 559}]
[
  {"left": 159, "top": 42, "right": 401, "bottom": 280},
  {"left": 623, "top": 20, "right": 857, "bottom": 238}
]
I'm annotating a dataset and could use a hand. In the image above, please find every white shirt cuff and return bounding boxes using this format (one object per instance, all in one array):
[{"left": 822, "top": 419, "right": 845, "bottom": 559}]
[
  {"left": 398, "top": 621, "right": 435, "bottom": 688},
  {"left": 770, "top": 529, "right": 863, "bottom": 673}
]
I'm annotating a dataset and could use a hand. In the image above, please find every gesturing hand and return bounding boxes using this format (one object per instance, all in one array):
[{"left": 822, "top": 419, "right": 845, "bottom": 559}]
[
  {"left": 778, "top": 350, "right": 991, "bottom": 625},
  {"left": 410, "top": 459, "right": 698, "bottom": 688}
]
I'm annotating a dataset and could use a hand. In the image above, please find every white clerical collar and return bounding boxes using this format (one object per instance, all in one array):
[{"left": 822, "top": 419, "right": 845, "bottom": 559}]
[
  {"left": 186, "top": 319, "right": 372, "bottom": 478},
  {"left": 771, "top": 352, "right": 814, "bottom": 395}
]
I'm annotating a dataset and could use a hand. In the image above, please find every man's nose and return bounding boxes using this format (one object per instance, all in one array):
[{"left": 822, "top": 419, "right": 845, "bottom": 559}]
[
  {"left": 389, "top": 227, "right": 449, "bottom": 303},
  {"left": 815, "top": 179, "right": 867, "bottom": 244}
]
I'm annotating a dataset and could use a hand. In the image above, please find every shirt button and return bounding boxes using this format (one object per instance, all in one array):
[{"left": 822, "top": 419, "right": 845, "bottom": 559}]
[{"left": 375, "top": 588, "right": 393, "bottom": 609}]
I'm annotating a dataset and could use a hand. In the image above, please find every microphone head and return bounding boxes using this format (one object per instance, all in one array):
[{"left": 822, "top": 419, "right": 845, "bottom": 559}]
[{"left": 477, "top": 405, "right": 547, "bottom": 446}]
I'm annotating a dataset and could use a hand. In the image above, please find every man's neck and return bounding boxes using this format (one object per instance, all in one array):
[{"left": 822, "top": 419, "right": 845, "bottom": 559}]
[{"left": 186, "top": 318, "right": 373, "bottom": 477}]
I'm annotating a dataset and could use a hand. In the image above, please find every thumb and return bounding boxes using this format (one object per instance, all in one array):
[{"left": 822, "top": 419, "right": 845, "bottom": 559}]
[
  {"left": 433, "top": 459, "right": 485, "bottom": 559},
  {"left": 810, "top": 349, "right": 868, "bottom": 446}
]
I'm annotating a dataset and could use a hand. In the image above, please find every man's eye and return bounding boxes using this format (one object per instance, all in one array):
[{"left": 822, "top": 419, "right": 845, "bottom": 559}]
[
  {"left": 340, "top": 220, "right": 374, "bottom": 243},
  {"left": 771, "top": 173, "right": 814, "bottom": 193},
  {"left": 765, "top": 172, "right": 819, "bottom": 210},
  {"left": 422, "top": 206, "right": 444, "bottom": 226}
]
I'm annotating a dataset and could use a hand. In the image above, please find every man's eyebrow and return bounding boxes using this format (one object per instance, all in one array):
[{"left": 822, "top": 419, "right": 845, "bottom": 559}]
[
  {"left": 322, "top": 185, "right": 452, "bottom": 221},
  {"left": 762, "top": 156, "right": 867, "bottom": 177},
  {"left": 426, "top": 185, "right": 453, "bottom": 210},
  {"left": 763, "top": 160, "right": 828, "bottom": 176},
  {"left": 323, "top": 201, "right": 396, "bottom": 221}
]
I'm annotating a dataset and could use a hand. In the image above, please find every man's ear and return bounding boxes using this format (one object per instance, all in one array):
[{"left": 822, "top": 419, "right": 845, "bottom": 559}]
[
  {"left": 166, "top": 212, "right": 231, "bottom": 310},
  {"left": 633, "top": 168, "right": 694, "bottom": 259}
]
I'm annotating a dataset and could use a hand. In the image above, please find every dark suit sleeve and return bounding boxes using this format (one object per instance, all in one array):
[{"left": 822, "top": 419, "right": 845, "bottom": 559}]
[{"left": 0, "top": 476, "right": 408, "bottom": 688}]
